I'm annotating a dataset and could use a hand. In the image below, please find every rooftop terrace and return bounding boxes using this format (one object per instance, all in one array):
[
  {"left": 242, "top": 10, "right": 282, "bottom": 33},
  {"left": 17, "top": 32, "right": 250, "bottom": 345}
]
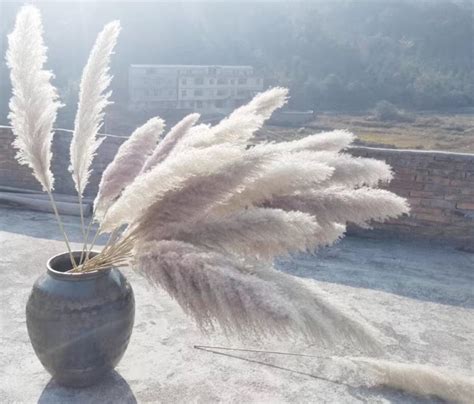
[{"left": 1, "top": 207, "right": 472, "bottom": 403}]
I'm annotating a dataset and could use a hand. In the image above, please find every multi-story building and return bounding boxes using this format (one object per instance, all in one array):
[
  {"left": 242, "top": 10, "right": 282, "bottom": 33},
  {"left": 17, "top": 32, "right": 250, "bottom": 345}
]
[{"left": 129, "top": 64, "right": 263, "bottom": 113}]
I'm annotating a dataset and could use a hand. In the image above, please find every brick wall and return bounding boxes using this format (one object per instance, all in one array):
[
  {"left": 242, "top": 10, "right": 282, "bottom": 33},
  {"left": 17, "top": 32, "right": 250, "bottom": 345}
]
[
  {"left": 0, "top": 126, "right": 126, "bottom": 196},
  {"left": 349, "top": 146, "right": 474, "bottom": 246},
  {"left": 1, "top": 126, "right": 473, "bottom": 245}
]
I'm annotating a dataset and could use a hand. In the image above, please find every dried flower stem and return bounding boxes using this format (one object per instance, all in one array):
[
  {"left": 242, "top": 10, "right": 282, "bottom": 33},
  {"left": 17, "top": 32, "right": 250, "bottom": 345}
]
[
  {"left": 77, "top": 181, "right": 88, "bottom": 263},
  {"left": 46, "top": 191, "right": 77, "bottom": 268},
  {"left": 70, "top": 234, "right": 134, "bottom": 273}
]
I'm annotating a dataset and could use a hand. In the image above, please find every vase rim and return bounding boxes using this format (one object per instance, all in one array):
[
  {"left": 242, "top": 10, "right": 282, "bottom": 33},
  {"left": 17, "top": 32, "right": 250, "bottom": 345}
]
[{"left": 47, "top": 251, "right": 111, "bottom": 280}]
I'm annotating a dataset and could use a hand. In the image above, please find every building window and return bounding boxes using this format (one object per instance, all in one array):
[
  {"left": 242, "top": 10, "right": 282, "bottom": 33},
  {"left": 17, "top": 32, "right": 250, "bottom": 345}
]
[
  {"left": 196, "top": 100, "right": 203, "bottom": 108},
  {"left": 181, "top": 90, "right": 187, "bottom": 97},
  {"left": 209, "top": 78, "right": 215, "bottom": 85},
  {"left": 238, "top": 77, "right": 247, "bottom": 85},
  {"left": 230, "top": 79, "right": 235, "bottom": 85},
  {"left": 237, "top": 89, "right": 248, "bottom": 96},
  {"left": 181, "top": 78, "right": 187, "bottom": 85},
  {"left": 145, "top": 68, "right": 155, "bottom": 75},
  {"left": 194, "top": 89, "right": 203, "bottom": 97},
  {"left": 194, "top": 77, "right": 204, "bottom": 85},
  {"left": 215, "top": 100, "right": 225, "bottom": 108},
  {"left": 217, "top": 89, "right": 226, "bottom": 96},
  {"left": 217, "top": 78, "right": 227, "bottom": 85}
]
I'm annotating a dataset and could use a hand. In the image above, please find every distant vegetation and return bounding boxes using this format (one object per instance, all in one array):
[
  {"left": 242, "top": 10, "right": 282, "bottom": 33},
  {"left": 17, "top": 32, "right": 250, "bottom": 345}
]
[
  {"left": 373, "top": 101, "right": 415, "bottom": 123},
  {"left": 0, "top": 0, "right": 472, "bottom": 124}
]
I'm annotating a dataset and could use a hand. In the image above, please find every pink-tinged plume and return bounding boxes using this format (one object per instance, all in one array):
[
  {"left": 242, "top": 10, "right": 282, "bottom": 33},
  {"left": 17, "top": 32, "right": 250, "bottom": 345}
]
[{"left": 94, "top": 117, "right": 164, "bottom": 220}]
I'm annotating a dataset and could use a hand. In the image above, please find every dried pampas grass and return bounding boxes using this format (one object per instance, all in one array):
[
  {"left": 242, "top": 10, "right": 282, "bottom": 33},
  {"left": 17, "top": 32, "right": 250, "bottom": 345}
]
[
  {"left": 141, "top": 113, "right": 199, "bottom": 173},
  {"left": 136, "top": 240, "right": 381, "bottom": 352},
  {"left": 7, "top": 6, "right": 411, "bottom": 351},
  {"left": 94, "top": 117, "right": 164, "bottom": 220},
  {"left": 6, "top": 5, "right": 62, "bottom": 193},
  {"left": 100, "top": 144, "right": 244, "bottom": 232},
  {"left": 341, "top": 357, "right": 474, "bottom": 403},
  {"left": 172, "top": 208, "right": 323, "bottom": 260},
  {"left": 70, "top": 20, "right": 120, "bottom": 196},
  {"left": 270, "top": 187, "right": 409, "bottom": 227}
]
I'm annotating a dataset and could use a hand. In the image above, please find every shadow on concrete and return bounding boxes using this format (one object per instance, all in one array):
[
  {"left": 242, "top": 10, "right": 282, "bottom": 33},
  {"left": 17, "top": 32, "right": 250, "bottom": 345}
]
[
  {"left": 37, "top": 370, "right": 137, "bottom": 404},
  {"left": 277, "top": 236, "right": 474, "bottom": 308},
  {"left": 2, "top": 207, "right": 472, "bottom": 308},
  {"left": 0, "top": 207, "right": 107, "bottom": 245}
]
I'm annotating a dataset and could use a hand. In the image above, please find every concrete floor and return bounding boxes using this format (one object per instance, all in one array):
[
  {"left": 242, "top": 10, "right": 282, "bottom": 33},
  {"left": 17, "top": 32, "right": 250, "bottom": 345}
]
[{"left": 0, "top": 207, "right": 473, "bottom": 403}]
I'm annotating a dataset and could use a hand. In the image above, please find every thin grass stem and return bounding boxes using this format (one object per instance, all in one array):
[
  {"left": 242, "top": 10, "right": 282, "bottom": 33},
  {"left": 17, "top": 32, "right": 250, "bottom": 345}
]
[{"left": 46, "top": 191, "right": 77, "bottom": 268}]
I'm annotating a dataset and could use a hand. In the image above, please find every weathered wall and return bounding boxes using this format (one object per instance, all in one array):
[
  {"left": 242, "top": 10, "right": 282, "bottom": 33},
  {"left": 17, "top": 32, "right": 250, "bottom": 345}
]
[
  {"left": 1, "top": 126, "right": 473, "bottom": 245},
  {"left": 349, "top": 146, "right": 474, "bottom": 245},
  {"left": 0, "top": 126, "right": 126, "bottom": 197}
]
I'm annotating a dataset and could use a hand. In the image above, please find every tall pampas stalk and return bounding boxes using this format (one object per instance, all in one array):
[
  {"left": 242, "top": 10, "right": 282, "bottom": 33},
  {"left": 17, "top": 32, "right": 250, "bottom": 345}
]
[
  {"left": 69, "top": 21, "right": 120, "bottom": 196},
  {"left": 6, "top": 5, "right": 60, "bottom": 193},
  {"left": 6, "top": 5, "right": 75, "bottom": 265},
  {"left": 69, "top": 20, "right": 120, "bottom": 246}
]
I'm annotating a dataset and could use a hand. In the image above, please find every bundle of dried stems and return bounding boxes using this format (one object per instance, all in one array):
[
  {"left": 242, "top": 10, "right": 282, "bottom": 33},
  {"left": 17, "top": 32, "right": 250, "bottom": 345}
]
[{"left": 7, "top": 6, "right": 409, "bottom": 348}]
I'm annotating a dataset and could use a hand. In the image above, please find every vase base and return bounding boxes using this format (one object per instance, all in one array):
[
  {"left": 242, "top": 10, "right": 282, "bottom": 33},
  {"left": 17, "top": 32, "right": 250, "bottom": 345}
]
[{"left": 49, "top": 366, "right": 112, "bottom": 388}]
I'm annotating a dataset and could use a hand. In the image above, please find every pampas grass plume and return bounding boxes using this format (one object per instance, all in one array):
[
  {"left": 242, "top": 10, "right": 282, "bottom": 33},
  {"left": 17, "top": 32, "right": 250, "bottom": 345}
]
[
  {"left": 69, "top": 21, "right": 121, "bottom": 196},
  {"left": 6, "top": 5, "right": 62, "bottom": 192},
  {"left": 94, "top": 117, "right": 164, "bottom": 220}
]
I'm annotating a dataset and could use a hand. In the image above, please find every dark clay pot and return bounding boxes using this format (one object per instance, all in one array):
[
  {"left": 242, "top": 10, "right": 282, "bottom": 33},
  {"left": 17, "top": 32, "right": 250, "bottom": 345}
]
[{"left": 25, "top": 251, "right": 135, "bottom": 387}]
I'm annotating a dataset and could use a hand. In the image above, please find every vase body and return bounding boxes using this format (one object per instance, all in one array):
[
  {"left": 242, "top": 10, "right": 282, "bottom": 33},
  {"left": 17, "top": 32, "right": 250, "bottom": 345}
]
[{"left": 25, "top": 251, "right": 135, "bottom": 387}]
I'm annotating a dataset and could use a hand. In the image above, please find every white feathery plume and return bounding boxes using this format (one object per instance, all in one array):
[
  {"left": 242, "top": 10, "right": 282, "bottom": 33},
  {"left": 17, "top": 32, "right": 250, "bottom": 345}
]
[
  {"left": 131, "top": 154, "right": 269, "bottom": 241},
  {"left": 100, "top": 145, "right": 244, "bottom": 232},
  {"left": 270, "top": 187, "right": 409, "bottom": 228},
  {"left": 252, "top": 129, "right": 355, "bottom": 154},
  {"left": 136, "top": 240, "right": 381, "bottom": 352},
  {"left": 250, "top": 145, "right": 393, "bottom": 189},
  {"left": 172, "top": 208, "right": 328, "bottom": 260},
  {"left": 173, "top": 88, "right": 288, "bottom": 151},
  {"left": 141, "top": 113, "right": 199, "bottom": 173},
  {"left": 313, "top": 152, "right": 394, "bottom": 188},
  {"left": 172, "top": 112, "right": 262, "bottom": 152},
  {"left": 94, "top": 117, "right": 164, "bottom": 221},
  {"left": 69, "top": 21, "right": 120, "bottom": 196},
  {"left": 231, "top": 86, "right": 289, "bottom": 120},
  {"left": 340, "top": 357, "right": 474, "bottom": 404},
  {"left": 213, "top": 152, "right": 334, "bottom": 215},
  {"left": 6, "top": 5, "right": 62, "bottom": 192}
]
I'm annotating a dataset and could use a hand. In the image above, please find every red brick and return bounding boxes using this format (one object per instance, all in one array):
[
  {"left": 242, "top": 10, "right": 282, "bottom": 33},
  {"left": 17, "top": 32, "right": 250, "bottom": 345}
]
[
  {"left": 407, "top": 197, "right": 421, "bottom": 205},
  {"left": 390, "top": 181, "right": 424, "bottom": 190},
  {"left": 413, "top": 213, "right": 451, "bottom": 223},
  {"left": 423, "top": 176, "right": 451, "bottom": 185},
  {"left": 411, "top": 206, "right": 444, "bottom": 215},
  {"left": 457, "top": 202, "right": 474, "bottom": 210},
  {"left": 410, "top": 190, "right": 434, "bottom": 198},
  {"left": 420, "top": 199, "right": 455, "bottom": 209},
  {"left": 450, "top": 179, "right": 474, "bottom": 186},
  {"left": 394, "top": 173, "right": 416, "bottom": 181}
]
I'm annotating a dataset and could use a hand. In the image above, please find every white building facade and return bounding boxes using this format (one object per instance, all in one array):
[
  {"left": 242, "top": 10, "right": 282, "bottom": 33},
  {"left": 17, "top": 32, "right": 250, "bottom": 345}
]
[{"left": 129, "top": 64, "right": 263, "bottom": 113}]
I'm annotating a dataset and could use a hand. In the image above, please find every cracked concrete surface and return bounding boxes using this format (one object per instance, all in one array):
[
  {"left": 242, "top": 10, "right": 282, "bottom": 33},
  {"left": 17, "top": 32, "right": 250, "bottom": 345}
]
[{"left": 0, "top": 207, "right": 473, "bottom": 403}]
